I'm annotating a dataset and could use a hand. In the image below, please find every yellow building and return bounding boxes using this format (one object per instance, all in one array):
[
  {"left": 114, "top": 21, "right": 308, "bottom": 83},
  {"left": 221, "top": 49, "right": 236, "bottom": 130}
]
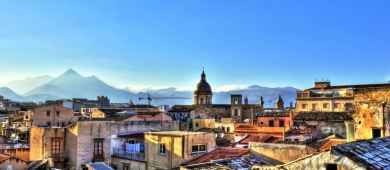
[
  {"left": 192, "top": 118, "right": 215, "bottom": 131},
  {"left": 296, "top": 81, "right": 354, "bottom": 112},
  {"left": 145, "top": 131, "right": 216, "bottom": 170},
  {"left": 296, "top": 81, "right": 390, "bottom": 140}
]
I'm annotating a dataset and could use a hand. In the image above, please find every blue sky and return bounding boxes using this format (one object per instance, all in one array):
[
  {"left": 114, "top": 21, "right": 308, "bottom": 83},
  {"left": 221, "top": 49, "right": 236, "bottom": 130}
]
[{"left": 0, "top": 1, "right": 389, "bottom": 90}]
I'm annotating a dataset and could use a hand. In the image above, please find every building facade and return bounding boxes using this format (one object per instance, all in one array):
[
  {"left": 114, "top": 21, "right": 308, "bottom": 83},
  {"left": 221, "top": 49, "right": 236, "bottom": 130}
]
[{"left": 144, "top": 131, "right": 216, "bottom": 170}]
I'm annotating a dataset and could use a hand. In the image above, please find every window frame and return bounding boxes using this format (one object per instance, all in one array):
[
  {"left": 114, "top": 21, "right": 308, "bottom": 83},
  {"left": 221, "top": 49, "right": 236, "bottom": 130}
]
[
  {"left": 93, "top": 138, "right": 105, "bottom": 161},
  {"left": 268, "top": 120, "right": 274, "bottom": 127},
  {"left": 192, "top": 144, "right": 207, "bottom": 154},
  {"left": 159, "top": 143, "right": 166, "bottom": 155},
  {"left": 51, "top": 137, "right": 61, "bottom": 157}
]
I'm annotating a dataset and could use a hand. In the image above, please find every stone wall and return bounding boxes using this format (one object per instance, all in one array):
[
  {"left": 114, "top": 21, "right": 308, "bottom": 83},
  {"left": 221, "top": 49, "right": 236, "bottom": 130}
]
[
  {"left": 29, "top": 127, "right": 66, "bottom": 168},
  {"left": 192, "top": 118, "right": 215, "bottom": 131},
  {"left": 73, "top": 121, "right": 112, "bottom": 170},
  {"left": 353, "top": 88, "right": 390, "bottom": 140},
  {"left": 32, "top": 103, "right": 75, "bottom": 127},
  {"left": 249, "top": 142, "right": 316, "bottom": 163}
]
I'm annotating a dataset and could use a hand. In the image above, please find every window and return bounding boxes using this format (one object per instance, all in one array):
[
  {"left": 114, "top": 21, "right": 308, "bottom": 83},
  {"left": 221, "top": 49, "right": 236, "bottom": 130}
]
[
  {"left": 345, "top": 103, "right": 353, "bottom": 111},
  {"left": 47, "top": 122, "right": 51, "bottom": 127},
  {"left": 46, "top": 110, "right": 51, "bottom": 117},
  {"left": 122, "top": 163, "right": 130, "bottom": 170},
  {"left": 323, "top": 103, "right": 329, "bottom": 109},
  {"left": 312, "top": 104, "right": 317, "bottom": 111},
  {"left": 301, "top": 104, "right": 307, "bottom": 109},
  {"left": 269, "top": 120, "right": 274, "bottom": 127},
  {"left": 192, "top": 144, "right": 207, "bottom": 154},
  {"left": 326, "top": 164, "right": 338, "bottom": 170},
  {"left": 234, "top": 109, "right": 239, "bottom": 116},
  {"left": 56, "top": 111, "right": 60, "bottom": 116},
  {"left": 334, "top": 103, "right": 340, "bottom": 109},
  {"left": 372, "top": 128, "right": 381, "bottom": 138},
  {"left": 51, "top": 137, "right": 61, "bottom": 157},
  {"left": 279, "top": 120, "right": 285, "bottom": 127},
  {"left": 93, "top": 138, "right": 104, "bottom": 161},
  {"left": 159, "top": 143, "right": 166, "bottom": 155}
]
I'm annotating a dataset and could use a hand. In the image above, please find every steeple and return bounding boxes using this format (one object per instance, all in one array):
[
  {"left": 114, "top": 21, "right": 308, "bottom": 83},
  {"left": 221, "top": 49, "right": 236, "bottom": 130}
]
[
  {"left": 259, "top": 96, "right": 264, "bottom": 108},
  {"left": 201, "top": 67, "right": 206, "bottom": 81},
  {"left": 276, "top": 95, "right": 284, "bottom": 109}
]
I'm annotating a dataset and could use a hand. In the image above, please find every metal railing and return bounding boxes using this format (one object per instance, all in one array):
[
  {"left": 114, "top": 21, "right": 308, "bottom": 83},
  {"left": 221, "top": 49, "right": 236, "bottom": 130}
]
[{"left": 112, "top": 148, "right": 145, "bottom": 161}]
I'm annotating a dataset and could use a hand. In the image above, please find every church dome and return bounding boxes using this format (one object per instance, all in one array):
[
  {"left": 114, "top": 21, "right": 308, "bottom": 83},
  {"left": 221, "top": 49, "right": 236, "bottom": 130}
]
[{"left": 194, "top": 69, "right": 212, "bottom": 95}]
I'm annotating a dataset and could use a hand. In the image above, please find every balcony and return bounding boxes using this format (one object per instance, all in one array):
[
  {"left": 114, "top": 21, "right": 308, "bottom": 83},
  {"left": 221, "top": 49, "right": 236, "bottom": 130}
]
[{"left": 112, "top": 148, "right": 145, "bottom": 161}]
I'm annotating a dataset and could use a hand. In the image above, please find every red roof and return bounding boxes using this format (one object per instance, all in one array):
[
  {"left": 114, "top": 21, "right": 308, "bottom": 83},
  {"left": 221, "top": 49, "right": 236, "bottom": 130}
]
[
  {"left": 182, "top": 147, "right": 249, "bottom": 166},
  {"left": 238, "top": 135, "right": 281, "bottom": 145}
]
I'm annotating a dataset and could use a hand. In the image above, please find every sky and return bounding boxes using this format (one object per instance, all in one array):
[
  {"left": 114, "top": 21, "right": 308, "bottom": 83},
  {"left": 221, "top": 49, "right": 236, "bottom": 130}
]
[{"left": 0, "top": 1, "right": 389, "bottom": 90}]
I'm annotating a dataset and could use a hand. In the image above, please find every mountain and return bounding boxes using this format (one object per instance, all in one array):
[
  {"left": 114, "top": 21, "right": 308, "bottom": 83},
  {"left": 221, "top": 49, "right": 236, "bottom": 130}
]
[
  {"left": 0, "top": 69, "right": 297, "bottom": 106},
  {"left": 134, "top": 88, "right": 193, "bottom": 106},
  {"left": 26, "top": 69, "right": 137, "bottom": 102},
  {"left": 213, "top": 85, "right": 297, "bottom": 107},
  {"left": 130, "top": 86, "right": 298, "bottom": 107},
  {"left": 0, "top": 87, "right": 25, "bottom": 101},
  {"left": 4, "top": 75, "right": 53, "bottom": 94}
]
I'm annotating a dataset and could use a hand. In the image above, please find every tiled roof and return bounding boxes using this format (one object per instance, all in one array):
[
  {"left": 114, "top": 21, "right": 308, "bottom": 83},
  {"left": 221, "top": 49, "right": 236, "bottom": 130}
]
[
  {"left": 332, "top": 137, "right": 390, "bottom": 169},
  {"left": 183, "top": 148, "right": 282, "bottom": 170},
  {"left": 257, "top": 111, "right": 289, "bottom": 117},
  {"left": 238, "top": 135, "right": 281, "bottom": 145},
  {"left": 294, "top": 111, "right": 352, "bottom": 122},
  {"left": 308, "top": 135, "right": 346, "bottom": 152},
  {"left": 214, "top": 154, "right": 282, "bottom": 169},
  {"left": 169, "top": 105, "right": 196, "bottom": 112},
  {"left": 182, "top": 147, "right": 249, "bottom": 166},
  {"left": 308, "top": 82, "right": 390, "bottom": 90}
]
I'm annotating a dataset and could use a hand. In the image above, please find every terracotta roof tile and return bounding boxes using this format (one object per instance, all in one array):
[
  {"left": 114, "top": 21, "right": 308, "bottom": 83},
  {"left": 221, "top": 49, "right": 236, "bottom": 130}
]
[{"left": 182, "top": 147, "right": 249, "bottom": 166}]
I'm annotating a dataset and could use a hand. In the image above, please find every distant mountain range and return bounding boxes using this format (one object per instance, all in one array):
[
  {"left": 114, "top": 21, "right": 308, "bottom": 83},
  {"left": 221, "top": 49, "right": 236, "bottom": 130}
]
[
  {"left": 4, "top": 75, "right": 53, "bottom": 94},
  {"left": 0, "top": 69, "right": 298, "bottom": 107}
]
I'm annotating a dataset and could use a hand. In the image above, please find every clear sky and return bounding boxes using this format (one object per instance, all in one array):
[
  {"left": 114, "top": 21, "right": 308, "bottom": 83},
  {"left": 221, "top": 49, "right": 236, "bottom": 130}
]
[{"left": 0, "top": 1, "right": 389, "bottom": 90}]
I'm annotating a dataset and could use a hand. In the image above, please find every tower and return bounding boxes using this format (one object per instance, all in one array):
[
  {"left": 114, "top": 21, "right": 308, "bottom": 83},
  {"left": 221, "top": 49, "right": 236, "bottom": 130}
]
[
  {"left": 276, "top": 95, "right": 284, "bottom": 109},
  {"left": 231, "top": 94, "right": 243, "bottom": 121},
  {"left": 193, "top": 68, "right": 213, "bottom": 105},
  {"left": 259, "top": 96, "right": 265, "bottom": 111}
]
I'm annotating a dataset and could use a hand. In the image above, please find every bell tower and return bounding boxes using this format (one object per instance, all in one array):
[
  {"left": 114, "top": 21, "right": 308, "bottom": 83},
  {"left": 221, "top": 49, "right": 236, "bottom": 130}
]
[{"left": 193, "top": 68, "right": 213, "bottom": 105}]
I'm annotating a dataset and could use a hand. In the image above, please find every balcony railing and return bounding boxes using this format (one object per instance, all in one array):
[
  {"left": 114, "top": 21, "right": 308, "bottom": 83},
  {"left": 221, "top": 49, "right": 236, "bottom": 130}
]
[{"left": 112, "top": 148, "right": 145, "bottom": 161}]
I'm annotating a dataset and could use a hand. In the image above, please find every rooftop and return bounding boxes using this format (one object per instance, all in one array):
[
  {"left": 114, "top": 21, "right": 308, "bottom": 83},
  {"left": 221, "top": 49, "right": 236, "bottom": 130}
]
[
  {"left": 294, "top": 111, "right": 352, "bottom": 122},
  {"left": 182, "top": 147, "right": 249, "bottom": 166},
  {"left": 183, "top": 153, "right": 282, "bottom": 170},
  {"left": 308, "top": 82, "right": 390, "bottom": 90},
  {"left": 145, "top": 131, "right": 210, "bottom": 136},
  {"left": 332, "top": 136, "right": 390, "bottom": 169}
]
